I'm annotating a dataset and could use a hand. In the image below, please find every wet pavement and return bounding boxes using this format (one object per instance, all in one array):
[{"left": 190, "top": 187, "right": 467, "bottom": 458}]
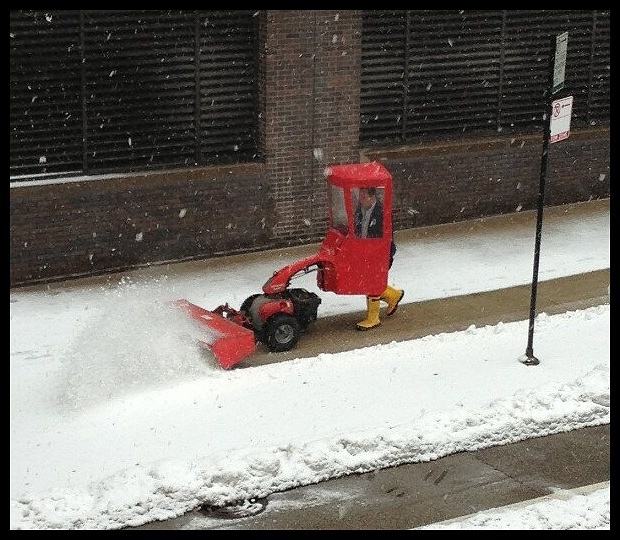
[{"left": 244, "top": 269, "right": 609, "bottom": 367}]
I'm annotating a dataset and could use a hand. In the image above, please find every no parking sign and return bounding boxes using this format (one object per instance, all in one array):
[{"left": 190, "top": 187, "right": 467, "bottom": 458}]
[{"left": 550, "top": 96, "right": 573, "bottom": 143}]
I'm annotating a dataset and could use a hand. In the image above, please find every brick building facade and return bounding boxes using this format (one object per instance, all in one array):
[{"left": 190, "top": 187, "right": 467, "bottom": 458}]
[{"left": 10, "top": 10, "right": 610, "bottom": 286}]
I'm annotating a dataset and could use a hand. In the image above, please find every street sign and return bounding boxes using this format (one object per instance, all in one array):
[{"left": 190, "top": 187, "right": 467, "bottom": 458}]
[
  {"left": 550, "top": 95, "right": 573, "bottom": 143},
  {"left": 552, "top": 32, "right": 568, "bottom": 94},
  {"left": 521, "top": 32, "right": 570, "bottom": 366}
]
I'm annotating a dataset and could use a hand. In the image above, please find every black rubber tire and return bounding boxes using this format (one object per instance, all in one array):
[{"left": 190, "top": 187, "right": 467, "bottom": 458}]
[
  {"left": 240, "top": 294, "right": 262, "bottom": 315},
  {"left": 265, "top": 314, "right": 301, "bottom": 353}
]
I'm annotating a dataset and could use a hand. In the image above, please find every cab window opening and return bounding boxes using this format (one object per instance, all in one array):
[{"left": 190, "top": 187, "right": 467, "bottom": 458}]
[
  {"left": 329, "top": 184, "right": 349, "bottom": 234},
  {"left": 353, "top": 186, "right": 385, "bottom": 239}
]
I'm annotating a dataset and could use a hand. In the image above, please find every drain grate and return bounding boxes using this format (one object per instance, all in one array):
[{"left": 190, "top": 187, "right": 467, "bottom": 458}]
[{"left": 200, "top": 497, "right": 268, "bottom": 520}]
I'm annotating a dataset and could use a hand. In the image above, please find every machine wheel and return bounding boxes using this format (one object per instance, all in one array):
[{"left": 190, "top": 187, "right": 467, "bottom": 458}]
[
  {"left": 265, "top": 314, "right": 300, "bottom": 353},
  {"left": 240, "top": 294, "right": 262, "bottom": 315}
]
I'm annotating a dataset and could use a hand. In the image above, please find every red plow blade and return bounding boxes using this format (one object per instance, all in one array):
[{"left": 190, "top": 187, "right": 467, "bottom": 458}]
[{"left": 174, "top": 299, "right": 256, "bottom": 369}]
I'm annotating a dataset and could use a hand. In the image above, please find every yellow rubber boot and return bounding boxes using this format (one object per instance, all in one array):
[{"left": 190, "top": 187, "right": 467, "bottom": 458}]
[
  {"left": 381, "top": 285, "right": 405, "bottom": 316},
  {"left": 356, "top": 296, "right": 381, "bottom": 330}
]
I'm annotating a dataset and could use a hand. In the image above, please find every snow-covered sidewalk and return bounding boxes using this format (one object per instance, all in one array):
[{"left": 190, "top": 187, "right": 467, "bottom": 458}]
[{"left": 10, "top": 202, "right": 609, "bottom": 529}]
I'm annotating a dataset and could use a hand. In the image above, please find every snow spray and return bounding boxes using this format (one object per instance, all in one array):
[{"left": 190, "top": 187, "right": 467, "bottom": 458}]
[{"left": 59, "top": 277, "right": 220, "bottom": 409}]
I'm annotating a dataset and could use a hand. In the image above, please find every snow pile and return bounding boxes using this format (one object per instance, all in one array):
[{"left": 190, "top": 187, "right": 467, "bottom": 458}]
[
  {"left": 10, "top": 305, "right": 609, "bottom": 530},
  {"left": 420, "top": 484, "right": 610, "bottom": 530},
  {"left": 59, "top": 280, "right": 218, "bottom": 408}
]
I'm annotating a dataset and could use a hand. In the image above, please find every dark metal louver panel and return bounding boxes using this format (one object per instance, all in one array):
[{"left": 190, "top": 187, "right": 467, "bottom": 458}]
[
  {"left": 83, "top": 10, "right": 196, "bottom": 172},
  {"left": 590, "top": 10, "right": 610, "bottom": 122},
  {"left": 360, "top": 11, "right": 407, "bottom": 144},
  {"left": 501, "top": 10, "right": 593, "bottom": 130},
  {"left": 406, "top": 10, "right": 503, "bottom": 138},
  {"left": 199, "top": 11, "right": 259, "bottom": 164},
  {"left": 10, "top": 11, "right": 82, "bottom": 177},
  {"left": 10, "top": 9, "right": 259, "bottom": 180},
  {"left": 360, "top": 9, "right": 609, "bottom": 146}
]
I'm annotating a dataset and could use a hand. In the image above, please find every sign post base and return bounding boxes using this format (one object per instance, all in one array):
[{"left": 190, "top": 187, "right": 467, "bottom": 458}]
[{"left": 518, "top": 352, "right": 540, "bottom": 366}]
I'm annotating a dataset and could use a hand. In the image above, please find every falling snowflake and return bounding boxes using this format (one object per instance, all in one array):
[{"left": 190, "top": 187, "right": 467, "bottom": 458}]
[
  {"left": 135, "top": 232, "right": 143, "bottom": 242},
  {"left": 45, "top": 13, "right": 52, "bottom": 22},
  {"left": 39, "top": 156, "right": 46, "bottom": 164},
  {"left": 448, "top": 38, "right": 453, "bottom": 47},
  {"left": 178, "top": 208, "right": 187, "bottom": 218},
  {"left": 128, "top": 137, "right": 132, "bottom": 147}
]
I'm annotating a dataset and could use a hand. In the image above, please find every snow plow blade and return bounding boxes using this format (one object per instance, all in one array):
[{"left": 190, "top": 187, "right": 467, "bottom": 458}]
[{"left": 174, "top": 299, "right": 256, "bottom": 369}]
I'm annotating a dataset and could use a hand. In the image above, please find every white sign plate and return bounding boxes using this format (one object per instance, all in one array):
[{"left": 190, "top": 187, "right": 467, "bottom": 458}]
[
  {"left": 550, "top": 95, "right": 573, "bottom": 143},
  {"left": 553, "top": 32, "right": 568, "bottom": 93}
]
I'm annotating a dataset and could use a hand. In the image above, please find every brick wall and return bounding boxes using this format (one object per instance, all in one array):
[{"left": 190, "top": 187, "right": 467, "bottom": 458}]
[
  {"left": 262, "top": 10, "right": 361, "bottom": 246},
  {"left": 10, "top": 10, "right": 610, "bottom": 287},
  {"left": 10, "top": 164, "right": 273, "bottom": 285},
  {"left": 363, "top": 127, "right": 610, "bottom": 230}
]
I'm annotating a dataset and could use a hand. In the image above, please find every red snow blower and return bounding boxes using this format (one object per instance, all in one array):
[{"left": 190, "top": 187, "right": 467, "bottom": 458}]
[{"left": 176, "top": 161, "right": 395, "bottom": 369}]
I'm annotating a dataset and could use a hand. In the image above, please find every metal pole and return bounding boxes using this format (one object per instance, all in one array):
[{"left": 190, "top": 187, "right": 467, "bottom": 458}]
[{"left": 520, "top": 35, "right": 557, "bottom": 367}]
